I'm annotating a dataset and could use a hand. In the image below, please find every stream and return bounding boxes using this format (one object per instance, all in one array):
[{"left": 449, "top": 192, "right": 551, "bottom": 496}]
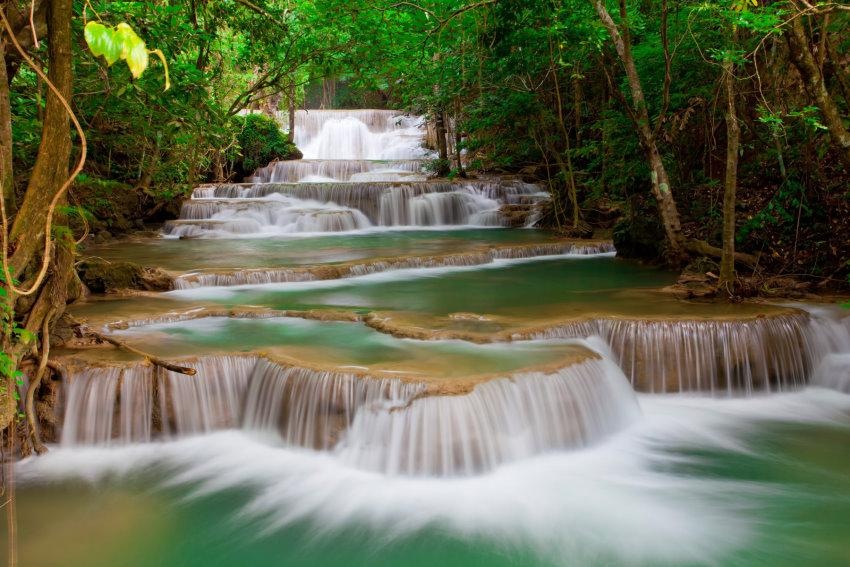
[{"left": 7, "top": 109, "right": 850, "bottom": 567}]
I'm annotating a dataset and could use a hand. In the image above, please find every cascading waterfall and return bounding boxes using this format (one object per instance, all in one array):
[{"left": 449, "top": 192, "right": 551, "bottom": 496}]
[
  {"left": 58, "top": 353, "right": 638, "bottom": 476},
  {"left": 164, "top": 107, "right": 549, "bottom": 237},
  {"left": 164, "top": 180, "right": 547, "bottom": 237},
  {"left": 291, "top": 109, "right": 430, "bottom": 160},
  {"left": 249, "top": 159, "right": 427, "bottom": 183},
  {"left": 529, "top": 308, "right": 850, "bottom": 394}
]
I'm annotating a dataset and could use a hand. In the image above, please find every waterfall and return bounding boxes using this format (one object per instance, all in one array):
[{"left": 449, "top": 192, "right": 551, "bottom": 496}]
[
  {"left": 249, "top": 159, "right": 426, "bottom": 183},
  {"left": 165, "top": 107, "right": 550, "bottom": 237},
  {"left": 530, "top": 309, "right": 850, "bottom": 394},
  {"left": 58, "top": 354, "right": 638, "bottom": 475},
  {"left": 291, "top": 109, "right": 430, "bottom": 160},
  {"left": 165, "top": 180, "right": 548, "bottom": 237},
  {"left": 337, "top": 358, "right": 638, "bottom": 476},
  {"left": 171, "top": 241, "right": 616, "bottom": 289}
]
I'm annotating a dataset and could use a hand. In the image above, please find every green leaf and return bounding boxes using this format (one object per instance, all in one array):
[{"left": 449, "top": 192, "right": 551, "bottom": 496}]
[
  {"left": 84, "top": 21, "right": 121, "bottom": 65},
  {"left": 113, "top": 23, "right": 140, "bottom": 58},
  {"left": 126, "top": 38, "right": 150, "bottom": 78}
]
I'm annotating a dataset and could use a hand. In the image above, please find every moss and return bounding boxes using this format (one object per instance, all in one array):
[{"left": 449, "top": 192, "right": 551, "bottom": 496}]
[
  {"left": 229, "top": 114, "right": 303, "bottom": 180},
  {"left": 77, "top": 259, "right": 173, "bottom": 293}
]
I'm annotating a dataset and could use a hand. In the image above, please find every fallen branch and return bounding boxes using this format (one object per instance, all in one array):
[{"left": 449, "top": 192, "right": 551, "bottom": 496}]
[
  {"left": 82, "top": 329, "right": 196, "bottom": 376},
  {"left": 686, "top": 238, "right": 759, "bottom": 268}
]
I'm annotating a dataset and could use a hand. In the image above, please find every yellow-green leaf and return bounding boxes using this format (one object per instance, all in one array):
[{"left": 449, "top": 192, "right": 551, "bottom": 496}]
[
  {"left": 126, "top": 38, "right": 149, "bottom": 78},
  {"left": 114, "top": 23, "right": 141, "bottom": 58},
  {"left": 84, "top": 21, "right": 120, "bottom": 65}
]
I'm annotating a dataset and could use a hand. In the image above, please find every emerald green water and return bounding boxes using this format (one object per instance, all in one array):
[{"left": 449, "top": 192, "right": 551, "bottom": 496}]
[
  {"left": 9, "top": 394, "right": 850, "bottom": 567},
  {"left": 71, "top": 255, "right": 788, "bottom": 334},
  {"left": 18, "top": 227, "right": 850, "bottom": 567},
  {"left": 83, "top": 229, "right": 559, "bottom": 271},
  {"left": 105, "top": 316, "right": 590, "bottom": 377},
  {"left": 167, "top": 257, "right": 780, "bottom": 321}
]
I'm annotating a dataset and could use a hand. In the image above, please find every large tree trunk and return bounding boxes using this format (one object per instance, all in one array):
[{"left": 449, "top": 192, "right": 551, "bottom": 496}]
[
  {"left": 591, "top": 0, "right": 687, "bottom": 263},
  {"left": 0, "top": 39, "right": 13, "bottom": 214},
  {"left": 786, "top": 13, "right": 850, "bottom": 168},
  {"left": 0, "top": 0, "right": 78, "bottom": 447},
  {"left": 719, "top": 55, "right": 739, "bottom": 289},
  {"left": 9, "top": 0, "right": 73, "bottom": 278}
]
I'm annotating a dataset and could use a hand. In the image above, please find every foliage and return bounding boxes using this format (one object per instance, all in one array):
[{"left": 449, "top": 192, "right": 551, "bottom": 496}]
[
  {"left": 229, "top": 114, "right": 300, "bottom": 179},
  {"left": 84, "top": 21, "right": 170, "bottom": 89}
]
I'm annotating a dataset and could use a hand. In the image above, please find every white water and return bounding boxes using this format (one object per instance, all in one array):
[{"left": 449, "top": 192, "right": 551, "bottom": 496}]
[
  {"left": 293, "top": 110, "right": 431, "bottom": 161},
  {"left": 165, "top": 181, "right": 546, "bottom": 238},
  {"left": 164, "top": 109, "right": 548, "bottom": 237},
  {"left": 21, "top": 388, "right": 850, "bottom": 565},
  {"left": 58, "top": 350, "right": 640, "bottom": 476}
]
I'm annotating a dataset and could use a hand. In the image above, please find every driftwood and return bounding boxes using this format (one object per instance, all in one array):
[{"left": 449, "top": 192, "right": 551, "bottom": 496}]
[{"left": 83, "top": 329, "right": 197, "bottom": 375}]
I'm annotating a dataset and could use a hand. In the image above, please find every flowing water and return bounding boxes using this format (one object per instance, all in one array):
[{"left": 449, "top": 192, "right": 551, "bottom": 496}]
[{"left": 8, "top": 109, "right": 850, "bottom": 566}]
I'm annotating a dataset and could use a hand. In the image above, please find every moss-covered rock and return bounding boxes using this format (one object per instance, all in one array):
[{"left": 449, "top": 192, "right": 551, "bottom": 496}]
[{"left": 77, "top": 258, "right": 173, "bottom": 293}]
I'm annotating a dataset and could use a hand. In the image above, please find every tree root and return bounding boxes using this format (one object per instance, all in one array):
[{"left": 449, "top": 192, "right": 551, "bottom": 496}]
[
  {"left": 25, "top": 310, "right": 53, "bottom": 455},
  {"left": 81, "top": 328, "right": 197, "bottom": 375},
  {"left": 685, "top": 238, "right": 758, "bottom": 268}
]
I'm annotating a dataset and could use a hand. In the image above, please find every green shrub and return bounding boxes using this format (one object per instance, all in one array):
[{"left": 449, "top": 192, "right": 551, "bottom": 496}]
[{"left": 230, "top": 114, "right": 302, "bottom": 180}]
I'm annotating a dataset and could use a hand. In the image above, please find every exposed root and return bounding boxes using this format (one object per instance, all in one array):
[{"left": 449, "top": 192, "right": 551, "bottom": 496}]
[
  {"left": 25, "top": 310, "right": 54, "bottom": 455},
  {"left": 686, "top": 238, "right": 759, "bottom": 268}
]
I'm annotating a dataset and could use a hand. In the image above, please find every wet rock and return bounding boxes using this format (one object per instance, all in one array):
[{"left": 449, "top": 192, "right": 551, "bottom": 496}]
[
  {"left": 77, "top": 258, "right": 173, "bottom": 293},
  {"left": 558, "top": 221, "right": 594, "bottom": 239},
  {"left": 499, "top": 204, "right": 533, "bottom": 227},
  {"left": 94, "top": 230, "right": 113, "bottom": 244}
]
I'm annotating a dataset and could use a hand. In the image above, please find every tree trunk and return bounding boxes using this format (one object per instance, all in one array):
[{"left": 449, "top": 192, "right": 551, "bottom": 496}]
[
  {"left": 9, "top": 0, "right": 73, "bottom": 277},
  {"left": 0, "top": 39, "right": 13, "bottom": 215},
  {"left": 453, "top": 112, "right": 465, "bottom": 177},
  {"left": 435, "top": 110, "right": 450, "bottom": 175},
  {"left": 719, "top": 55, "right": 739, "bottom": 289},
  {"left": 590, "top": 0, "right": 687, "bottom": 263},
  {"left": 287, "top": 81, "right": 296, "bottom": 144},
  {"left": 786, "top": 14, "right": 850, "bottom": 168}
]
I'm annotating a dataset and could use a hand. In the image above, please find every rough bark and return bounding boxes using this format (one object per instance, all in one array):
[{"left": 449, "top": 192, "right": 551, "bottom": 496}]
[
  {"left": 720, "top": 55, "right": 739, "bottom": 289},
  {"left": 786, "top": 13, "right": 850, "bottom": 168},
  {"left": 0, "top": 38, "right": 13, "bottom": 214},
  {"left": 8, "top": 0, "right": 73, "bottom": 278},
  {"left": 591, "top": 0, "right": 687, "bottom": 263}
]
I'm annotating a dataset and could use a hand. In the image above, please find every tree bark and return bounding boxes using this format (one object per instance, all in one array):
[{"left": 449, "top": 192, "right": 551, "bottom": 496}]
[
  {"left": 434, "top": 110, "right": 450, "bottom": 175},
  {"left": 0, "top": 39, "right": 13, "bottom": 214},
  {"left": 287, "top": 80, "right": 296, "bottom": 144},
  {"left": 786, "top": 13, "right": 850, "bottom": 168},
  {"left": 720, "top": 54, "right": 739, "bottom": 289},
  {"left": 590, "top": 0, "right": 687, "bottom": 263},
  {"left": 9, "top": 0, "right": 73, "bottom": 277}
]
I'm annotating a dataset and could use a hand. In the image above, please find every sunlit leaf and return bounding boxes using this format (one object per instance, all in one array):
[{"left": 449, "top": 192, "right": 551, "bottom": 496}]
[
  {"left": 126, "top": 38, "right": 150, "bottom": 78},
  {"left": 84, "top": 21, "right": 120, "bottom": 65}
]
